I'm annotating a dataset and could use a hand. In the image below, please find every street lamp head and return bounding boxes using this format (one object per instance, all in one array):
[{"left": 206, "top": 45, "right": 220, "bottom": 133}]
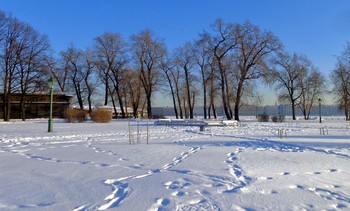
[
  {"left": 318, "top": 98, "right": 322, "bottom": 103},
  {"left": 48, "top": 76, "right": 54, "bottom": 89}
]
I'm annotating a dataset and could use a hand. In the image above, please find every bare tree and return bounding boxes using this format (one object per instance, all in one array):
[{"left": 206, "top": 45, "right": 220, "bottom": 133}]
[
  {"left": 17, "top": 26, "right": 51, "bottom": 120},
  {"left": 49, "top": 56, "right": 68, "bottom": 93},
  {"left": 174, "top": 42, "right": 197, "bottom": 119},
  {"left": 207, "top": 59, "right": 220, "bottom": 119},
  {"left": 232, "top": 22, "right": 281, "bottom": 121},
  {"left": 95, "top": 33, "right": 128, "bottom": 117},
  {"left": 0, "top": 12, "right": 52, "bottom": 121},
  {"left": 83, "top": 48, "right": 98, "bottom": 113},
  {"left": 60, "top": 45, "right": 86, "bottom": 109},
  {"left": 123, "top": 68, "right": 145, "bottom": 118},
  {"left": 160, "top": 57, "right": 180, "bottom": 118},
  {"left": 200, "top": 19, "right": 237, "bottom": 120},
  {"left": 194, "top": 38, "right": 215, "bottom": 119},
  {"left": 271, "top": 52, "right": 310, "bottom": 120},
  {"left": 298, "top": 69, "right": 325, "bottom": 120},
  {"left": 0, "top": 11, "right": 6, "bottom": 43},
  {"left": 172, "top": 64, "right": 184, "bottom": 118},
  {"left": 331, "top": 44, "right": 350, "bottom": 120},
  {"left": 0, "top": 15, "right": 22, "bottom": 121},
  {"left": 130, "top": 29, "right": 166, "bottom": 118}
]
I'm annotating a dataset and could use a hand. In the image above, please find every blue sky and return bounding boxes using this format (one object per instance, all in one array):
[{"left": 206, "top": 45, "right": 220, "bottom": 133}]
[{"left": 1, "top": 0, "right": 350, "bottom": 105}]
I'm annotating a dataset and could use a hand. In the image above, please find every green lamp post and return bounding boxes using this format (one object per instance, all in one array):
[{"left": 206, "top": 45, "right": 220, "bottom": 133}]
[{"left": 48, "top": 76, "right": 54, "bottom": 132}]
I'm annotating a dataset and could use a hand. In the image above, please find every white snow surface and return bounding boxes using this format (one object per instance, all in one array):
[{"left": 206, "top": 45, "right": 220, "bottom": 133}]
[{"left": 0, "top": 117, "right": 350, "bottom": 210}]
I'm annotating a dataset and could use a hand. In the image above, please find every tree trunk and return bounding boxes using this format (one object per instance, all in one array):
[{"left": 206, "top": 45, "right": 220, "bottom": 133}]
[
  {"left": 146, "top": 94, "right": 152, "bottom": 118},
  {"left": 203, "top": 88, "right": 207, "bottom": 119},
  {"left": 176, "top": 88, "right": 183, "bottom": 119},
  {"left": 104, "top": 79, "right": 109, "bottom": 106},
  {"left": 345, "top": 108, "right": 349, "bottom": 121},
  {"left": 165, "top": 73, "right": 178, "bottom": 119},
  {"left": 234, "top": 102, "right": 240, "bottom": 121},
  {"left": 220, "top": 76, "right": 231, "bottom": 120},
  {"left": 208, "top": 105, "right": 211, "bottom": 119},
  {"left": 234, "top": 81, "right": 244, "bottom": 121},
  {"left": 171, "top": 93, "right": 179, "bottom": 119},
  {"left": 115, "top": 89, "right": 125, "bottom": 118},
  {"left": 110, "top": 94, "right": 118, "bottom": 118},
  {"left": 213, "top": 104, "right": 217, "bottom": 119},
  {"left": 184, "top": 68, "right": 193, "bottom": 119},
  {"left": 87, "top": 92, "right": 92, "bottom": 113},
  {"left": 291, "top": 99, "right": 296, "bottom": 120},
  {"left": 183, "top": 96, "right": 188, "bottom": 119}
]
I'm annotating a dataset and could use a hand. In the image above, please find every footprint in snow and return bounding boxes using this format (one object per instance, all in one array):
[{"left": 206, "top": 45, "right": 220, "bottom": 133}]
[
  {"left": 257, "top": 176, "right": 273, "bottom": 180},
  {"left": 172, "top": 191, "right": 186, "bottom": 197},
  {"left": 148, "top": 198, "right": 170, "bottom": 211},
  {"left": 176, "top": 198, "right": 219, "bottom": 211},
  {"left": 289, "top": 185, "right": 304, "bottom": 190},
  {"left": 164, "top": 179, "right": 191, "bottom": 190}
]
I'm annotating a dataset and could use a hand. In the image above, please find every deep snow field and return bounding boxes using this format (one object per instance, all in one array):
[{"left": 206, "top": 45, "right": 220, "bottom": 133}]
[{"left": 0, "top": 117, "right": 350, "bottom": 211}]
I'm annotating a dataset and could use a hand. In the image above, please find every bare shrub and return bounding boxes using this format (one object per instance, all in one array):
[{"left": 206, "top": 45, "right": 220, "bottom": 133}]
[
  {"left": 271, "top": 115, "right": 286, "bottom": 122},
  {"left": 257, "top": 114, "right": 269, "bottom": 122},
  {"left": 64, "top": 108, "right": 88, "bottom": 123},
  {"left": 91, "top": 108, "right": 113, "bottom": 123}
]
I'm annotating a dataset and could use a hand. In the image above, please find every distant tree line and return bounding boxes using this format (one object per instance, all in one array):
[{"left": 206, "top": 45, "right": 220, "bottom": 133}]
[{"left": 1, "top": 11, "right": 349, "bottom": 121}]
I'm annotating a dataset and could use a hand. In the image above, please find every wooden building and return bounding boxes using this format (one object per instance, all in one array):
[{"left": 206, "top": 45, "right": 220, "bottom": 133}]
[{"left": 0, "top": 93, "right": 72, "bottom": 119}]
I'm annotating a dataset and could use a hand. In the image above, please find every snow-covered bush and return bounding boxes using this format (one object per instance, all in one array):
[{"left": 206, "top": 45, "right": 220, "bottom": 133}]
[{"left": 91, "top": 108, "right": 113, "bottom": 123}]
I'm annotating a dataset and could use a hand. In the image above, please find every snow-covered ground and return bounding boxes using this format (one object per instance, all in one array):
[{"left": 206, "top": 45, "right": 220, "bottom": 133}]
[{"left": 0, "top": 117, "right": 349, "bottom": 210}]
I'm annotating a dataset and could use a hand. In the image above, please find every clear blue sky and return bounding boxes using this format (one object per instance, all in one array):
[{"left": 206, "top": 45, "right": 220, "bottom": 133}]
[{"left": 1, "top": 0, "right": 350, "bottom": 105}]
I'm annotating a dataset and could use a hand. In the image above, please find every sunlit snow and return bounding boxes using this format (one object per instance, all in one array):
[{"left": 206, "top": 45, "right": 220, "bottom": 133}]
[{"left": 0, "top": 117, "right": 349, "bottom": 210}]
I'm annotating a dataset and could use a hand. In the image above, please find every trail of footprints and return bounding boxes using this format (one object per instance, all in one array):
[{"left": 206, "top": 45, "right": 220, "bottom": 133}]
[
  {"left": 287, "top": 168, "right": 349, "bottom": 209},
  {"left": 0, "top": 138, "right": 123, "bottom": 169},
  {"left": 224, "top": 148, "right": 252, "bottom": 193},
  {"left": 97, "top": 146, "right": 201, "bottom": 210},
  {"left": 3, "top": 127, "right": 349, "bottom": 210},
  {"left": 148, "top": 147, "right": 251, "bottom": 211},
  {"left": 252, "top": 167, "right": 349, "bottom": 208}
]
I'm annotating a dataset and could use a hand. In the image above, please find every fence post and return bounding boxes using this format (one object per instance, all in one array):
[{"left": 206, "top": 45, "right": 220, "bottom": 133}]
[
  {"left": 320, "top": 127, "right": 328, "bottom": 135},
  {"left": 137, "top": 120, "right": 140, "bottom": 143},
  {"left": 147, "top": 119, "right": 149, "bottom": 144},
  {"left": 128, "top": 121, "right": 131, "bottom": 144},
  {"left": 278, "top": 129, "right": 287, "bottom": 139}
]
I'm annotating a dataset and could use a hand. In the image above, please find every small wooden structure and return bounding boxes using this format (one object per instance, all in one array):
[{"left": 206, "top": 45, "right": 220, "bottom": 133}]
[{"left": 0, "top": 93, "right": 72, "bottom": 119}]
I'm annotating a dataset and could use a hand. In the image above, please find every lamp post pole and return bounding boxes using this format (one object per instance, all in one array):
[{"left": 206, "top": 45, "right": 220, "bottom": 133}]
[
  {"left": 318, "top": 98, "right": 322, "bottom": 124},
  {"left": 48, "top": 77, "right": 54, "bottom": 132}
]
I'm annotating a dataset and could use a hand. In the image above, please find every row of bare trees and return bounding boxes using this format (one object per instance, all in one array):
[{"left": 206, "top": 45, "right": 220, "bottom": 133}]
[
  {"left": 159, "top": 19, "right": 325, "bottom": 121},
  {"left": 54, "top": 30, "right": 163, "bottom": 118},
  {"left": 1, "top": 11, "right": 349, "bottom": 121},
  {"left": 160, "top": 19, "right": 282, "bottom": 121}
]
